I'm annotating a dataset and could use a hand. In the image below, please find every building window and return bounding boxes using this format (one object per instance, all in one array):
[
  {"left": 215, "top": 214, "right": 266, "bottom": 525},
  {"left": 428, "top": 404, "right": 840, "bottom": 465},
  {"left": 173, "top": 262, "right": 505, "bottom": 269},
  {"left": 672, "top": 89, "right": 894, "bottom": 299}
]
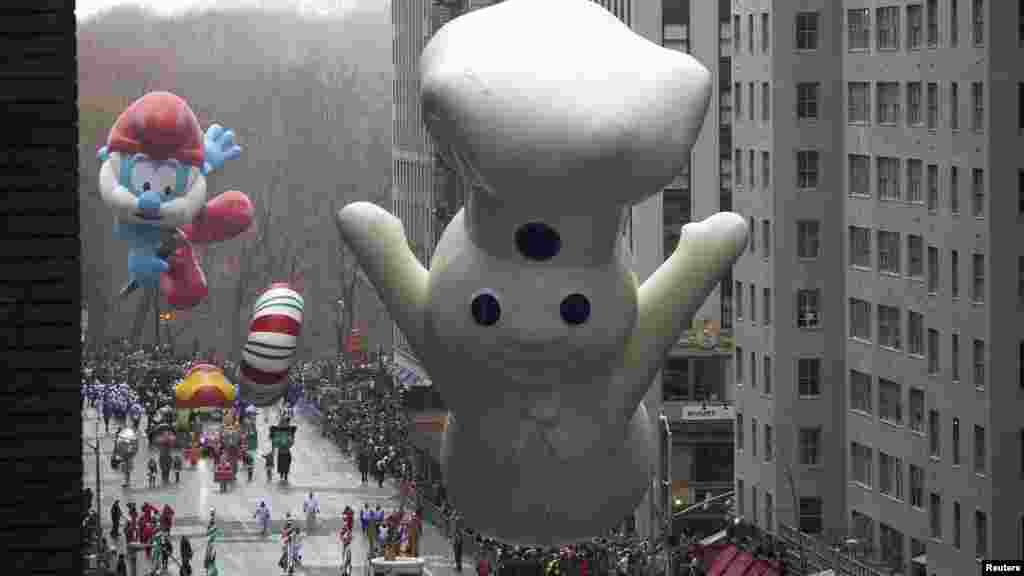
[
  {"left": 736, "top": 478, "right": 744, "bottom": 515},
  {"left": 735, "top": 281, "right": 743, "bottom": 320},
  {"left": 1019, "top": 83, "right": 1024, "bottom": 133},
  {"left": 907, "top": 235, "right": 924, "bottom": 277},
  {"left": 748, "top": 150, "right": 755, "bottom": 189},
  {"left": 797, "top": 289, "right": 821, "bottom": 329},
  {"left": 1020, "top": 340, "right": 1024, "bottom": 389},
  {"left": 798, "top": 357, "right": 822, "bottom": 397},
  {"left": 797, "top": 83, "right": 819, "bottom": 120},
  {"left": 879, "top": 377, "right": 902, "bottom": 424},
  {"left": 877, "top": 83, "right": 901, "bottom": 125},
  {"left": 849, "top": 154, "right": 870, "bottom": 197},
  {"left": 953, "top": 416, "right": 961, "bottom": 465},
  {"left": 752, "top": 418, "right": 758, "bottom": 458},
  {"left": 971, "top": 82, "right": 984, "bottom": 132},
  {"left": 950, "top": 165, "right": 960, "bottom": 214},
  {"left": 848, "top": 82, "right": 871, "bottom": 124},
  {"left": 950, "top": 82, "right": 960, "bottom": 130},
  {"left": 972, "top": 0, "right": 984, "bottom": 46},
  {"left": 852, "top": 512, "right": 876, "bottom": 552},
  {"left": 850, "top": 299, "right": 872, "bottom": 341},
  {"left": 927, "top": 246, "right": 939, "bottom": 293},
  {"left": 851, "top": 442, "right": 873, "bottom": 486},
  {"left": 910, "top": 464, "right": 924, "bottom": 508},
  {"left": 763, "top": 355, "right": 772, "bottom": 394},
  {"left": 761, "top": 82, "right": 770, "bottom": 123},
  {"left": 761, "top": 12, "right": 770, "bottom": 53},
  {"left": 849, "top": 226, "right": 871, "bottom": 269},
  {"left": 1020, "top": 169, "right": 1024, "bottom": 214},
  {"left": 749, "top": 284, "right": 756, "bottom": 324},
  {"left": 735, "top": 148, "right": 742, "bottom": 184},
  {"left": 951, "top": 249, "right": 960, "bottom": 298},
  {"left": 908, "top": 83, "right": 923, "bottom": 127},
  {"left": 975, "top": 424, "right": 986, "bottom": 474},
  {"left": 764, "top": 424, "right": 773, "bottom": 461},
  {"left": 927, "top": 0, "right": 939, "bottom": 46},
  {"left": 926, "top": 163, "right": 938, "bottom": 211},
  {"left": 906, "top": 159, "right": 923, "bottom": 203},
  {"left": 976, "top": 509, "right": 988, "bottom": 558},
  {"left": 848, "top": 8, "right": 871, "bottom": 50},
  {"left": 1020, "top": 0, "right": 1024, "bottom": 47},
  {"left": 972, "top": 252, "right": 985, "bottom": 304},
  {"left": 929, "top": 409, "right": 941, "bottom": 457},
  {"left": 751, "top": 486, "right": 758, "bottom": 525},
  {"left": 877, "top": 230, "right": 901, "bottom": 274},
  {"left": 749, "top": 82, "right": 755, "bottom": 122},
  {"left": 797, "top": 150, "right": 819, "bottom": 189},
  {"left": 928, "top": 328, "right": 940, "bottom": 374},
  {"left": 733, "top": 14, "right": 741, "bottom": 51},
  {"left": 737, "top": 412, "right": 744, "bottom": 450},
  {"left": 877, "top": 6, "right": 901, "bottom": 50},
  {"left": 735, "top": 345, "right": 744, "bottom": 384},
  {"left": 952, "top": 333, "right": 961, "bottom": 382},
  {"left": 907, "top": 4, "right": 923, "bottom": 49},
  {"left": 1020, "top": 428, "right": 1024, "bottom": 477},
  {"left": 954, "top": 501, "right": 961, "bottom": 548},
  {"left": 799, "top": 427, "right": 820, "bottom": 466},
  {"left": 927, "top": 83, "right": 939, "bottom": 130},
  {"left": 797, "top": 220, "right": 820, "bottom": 259},
  {"left": 909, "top": 387, "right": 925, "bottom": 433},
  {"left": 748, "top": 13, "right": 754, "bottom": 53},
  {"left": 878, "top": 306, "right": 902, "bottom": 350},
  {"left": 762, "top": 151, "right": 770, "bottom": 189},
  {"left": 796, "top": 11, "right": 819, "bottom": 50},
  {"left": 877, "top": 156, "right": 901, "bottom": 200},
  {"left": 851, "top": 370, "right": 872, "bottom": 414},
  {"left": 973, "top": 339, "right": 985, "bottom": 389},
  {"left": 879, "top": 451, "right": 904, "bottom": 499},
  {"left": 930, "top": 492, "right": 942, "bottom": 539},
  {"left": 972, "top": 168, "right": 984, "bottom": 218},
  {"left": 762, "top": 219, "right": 771, "bottom": 257},
  {"left": 800, "top": 497, "right": 823, "bottom": 534},
  {"left": 765, "top": 492, "right": 773, "bottom": 531},
  {"left": 763, "top": 287, "right": 771, "bottom": 325}
]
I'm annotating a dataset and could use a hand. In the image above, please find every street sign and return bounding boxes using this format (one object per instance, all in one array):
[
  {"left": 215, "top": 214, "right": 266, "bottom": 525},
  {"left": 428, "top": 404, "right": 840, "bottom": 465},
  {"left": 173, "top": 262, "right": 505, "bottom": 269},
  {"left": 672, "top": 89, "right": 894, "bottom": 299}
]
[{"left": 679, "top": 404, "right": 735, "bottom": 421}]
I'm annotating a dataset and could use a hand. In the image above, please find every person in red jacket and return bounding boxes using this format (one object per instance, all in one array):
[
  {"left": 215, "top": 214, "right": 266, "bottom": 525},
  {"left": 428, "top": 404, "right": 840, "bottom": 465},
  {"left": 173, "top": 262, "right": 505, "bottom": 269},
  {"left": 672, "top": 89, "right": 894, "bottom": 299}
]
[
  {"left": 477, "top": 554, "right": 491, "bottom": 576},
  {"left": 160, "top": 504, "right": 175, "bottom": 533}
]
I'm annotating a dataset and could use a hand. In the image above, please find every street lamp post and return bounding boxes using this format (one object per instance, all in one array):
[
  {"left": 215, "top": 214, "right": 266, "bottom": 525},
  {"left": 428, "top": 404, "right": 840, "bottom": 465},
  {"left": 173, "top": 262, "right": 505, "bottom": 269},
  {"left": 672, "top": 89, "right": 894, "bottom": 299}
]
[
  {"left": 784, "top": 463, "right": 806, "bottom": 575},
  {"left": 83, "top": 419, "right": 105, "bottom": 572},
  {"left": 337, "top": 299, "right": 346, "bottom": 359},
  {"left": 659, "top": 412, "right": 673, "bottom": 576}
]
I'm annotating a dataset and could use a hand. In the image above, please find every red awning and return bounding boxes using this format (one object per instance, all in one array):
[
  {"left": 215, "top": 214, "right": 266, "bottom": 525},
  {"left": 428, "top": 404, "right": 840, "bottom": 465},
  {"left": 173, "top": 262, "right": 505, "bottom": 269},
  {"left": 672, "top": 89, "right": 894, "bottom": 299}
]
[
  {"left": 705, "top": 544, "right": 782, "bottom": 576},
  {"left": 707, "top": 545, "right": 740, "bottom": 576},
  {"left": 722, "top": 551, "right": 755, "bottom": 576}
]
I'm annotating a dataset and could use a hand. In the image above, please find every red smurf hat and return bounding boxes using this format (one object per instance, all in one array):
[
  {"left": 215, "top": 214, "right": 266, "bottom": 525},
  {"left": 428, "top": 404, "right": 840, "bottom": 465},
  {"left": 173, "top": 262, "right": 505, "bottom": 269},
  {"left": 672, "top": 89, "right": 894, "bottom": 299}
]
[{"left": 106, "top": 91, "right": 204, "bottom": 167}]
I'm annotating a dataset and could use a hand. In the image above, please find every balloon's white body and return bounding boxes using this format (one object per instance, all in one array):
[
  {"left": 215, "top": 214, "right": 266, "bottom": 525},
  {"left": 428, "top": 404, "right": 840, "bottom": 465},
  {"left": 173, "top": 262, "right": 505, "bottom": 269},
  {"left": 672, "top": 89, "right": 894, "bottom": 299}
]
[{"left": 337, "top": 0, "right": 748, "bottom": 546}]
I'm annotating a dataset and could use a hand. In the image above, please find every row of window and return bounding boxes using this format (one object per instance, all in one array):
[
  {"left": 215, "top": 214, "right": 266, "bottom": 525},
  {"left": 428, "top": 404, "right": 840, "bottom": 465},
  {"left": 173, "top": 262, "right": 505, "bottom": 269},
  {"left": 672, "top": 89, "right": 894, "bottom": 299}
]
[
  {"left": 851, "top": 504, "right": 988, "bottom": 567},
  {"left": 735, "top": 351, "right": 818, "bottom": 398},
  {"left": 737, "top": 412, "right": 821, "bottom": 467},
  {"left": 734, "top": 284, "right": 819, "bottom": 330},
  {"left": 846, "top": 80, "right": 987, "bottom": 133},
  {"left": 736, "top": 480, "right": 823, "bottom": 536},
  {"left": 846, "top": 1, "right": 986, "bottom": 52},
  {"left": 849, "top": 228, "right": 987, "bottom": 301},
  {"left": 849, "top": 301, "right": 985, "bottom": 385},
  {"left": 733, "top": 1, "right": 988, "bottom": 57},
  {"left": 848, "top": 155, "right": 993, "bottom": 217}
]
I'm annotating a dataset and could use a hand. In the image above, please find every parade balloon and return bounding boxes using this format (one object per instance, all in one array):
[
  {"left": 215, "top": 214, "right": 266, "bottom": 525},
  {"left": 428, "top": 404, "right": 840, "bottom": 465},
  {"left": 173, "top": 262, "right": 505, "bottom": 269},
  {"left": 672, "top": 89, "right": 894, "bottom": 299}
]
[
  {"left": 336, "top": 0, "right": 746, "bottom": 546},
  {"left": 239, "top": 283, "right": 304, "bottom": 406},
  {"left": 176, "top": 363, "right": 237, "bottom": 409},
  {"left": 161, "top": 238, "right": 208, "bottom": 310},
  {"left": 180, "top": 190, "right": 254, "bottom": 244}
]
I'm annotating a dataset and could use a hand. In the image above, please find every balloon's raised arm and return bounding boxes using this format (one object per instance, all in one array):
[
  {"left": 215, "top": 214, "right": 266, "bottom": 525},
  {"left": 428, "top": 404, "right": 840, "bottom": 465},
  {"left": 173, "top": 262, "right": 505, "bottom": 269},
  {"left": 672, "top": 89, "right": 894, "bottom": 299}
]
[{"left": 335, "top": 201, "right": 429, "bottom": 353}]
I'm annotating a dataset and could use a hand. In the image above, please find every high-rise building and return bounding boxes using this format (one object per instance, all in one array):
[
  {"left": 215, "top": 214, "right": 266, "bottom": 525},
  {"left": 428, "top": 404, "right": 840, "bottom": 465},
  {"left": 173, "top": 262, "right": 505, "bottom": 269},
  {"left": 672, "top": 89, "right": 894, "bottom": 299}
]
[{"left": 724, "top": 1, "right": 1024, "bottom": 574}]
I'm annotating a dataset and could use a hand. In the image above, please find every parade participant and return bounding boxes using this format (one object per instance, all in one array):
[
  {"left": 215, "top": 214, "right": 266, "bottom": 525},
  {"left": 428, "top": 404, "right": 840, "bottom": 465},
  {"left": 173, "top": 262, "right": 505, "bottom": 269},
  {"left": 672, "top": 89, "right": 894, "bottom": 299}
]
[
  {"left": 360, "top": 504, "right": 370, "bottom": 540},
  {"left": 254, "top": 501, "right": 271, "bottom": 537},
  {"left": 263, "top": 450, "right": 274, "bottom": 482},
  {"left": 453, "top": 526, "right": 464, "bottom": 572},
  {"left": 146, "top": 457, "right": 158, "bottom": 488},
  {"left": 141, "top": 515, "right": 155, "bottom": 560},
  {"left": 109, "top": 500, "right": 122, "bottom": 541},
  {"left": 339, "top": 522, "right": 353, "bottom": 576},
  {"left": 244, "top": 451, "right": 254, "bottom": 482},
  {"left": 303, "top": 491, "right": 320, "bottom": 533},
  {"left": 366, "top": 505, "right": 379, "bottom": 552},
  {"left": 173, "top": 452, "right": 183, "bottom": 483},
  {"left": 205, "top": 508, "right": 221, "bottom": 576},
  {"left": 180, "top": 535, "right": 193, "bottom": 576},
  {"left": 160, "top": 504, "right": 175, "bottom": 534},
  {"left": 342, "top": 505, "right": 354, "bottom": 535}
]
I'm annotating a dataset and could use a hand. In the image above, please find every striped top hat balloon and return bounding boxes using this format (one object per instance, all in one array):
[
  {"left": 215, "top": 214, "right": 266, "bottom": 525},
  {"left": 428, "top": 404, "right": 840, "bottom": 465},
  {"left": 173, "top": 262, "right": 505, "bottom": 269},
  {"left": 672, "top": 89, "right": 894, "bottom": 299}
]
[{"left": 240, "top": 283, "right": 304, "bottom": 406}]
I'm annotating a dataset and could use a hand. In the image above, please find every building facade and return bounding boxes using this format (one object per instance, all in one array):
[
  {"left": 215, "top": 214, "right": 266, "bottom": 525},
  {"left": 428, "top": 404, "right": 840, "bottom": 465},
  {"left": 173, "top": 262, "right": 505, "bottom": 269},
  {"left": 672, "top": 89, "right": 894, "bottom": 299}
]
[{"left": 726, "top": 1, "right": 1024, "bottom": 574}]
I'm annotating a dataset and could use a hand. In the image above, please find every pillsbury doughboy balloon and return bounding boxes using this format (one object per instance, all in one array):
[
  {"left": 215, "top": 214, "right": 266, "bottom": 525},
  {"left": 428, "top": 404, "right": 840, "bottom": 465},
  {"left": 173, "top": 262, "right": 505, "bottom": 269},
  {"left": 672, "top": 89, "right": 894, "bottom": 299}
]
[{"left": 337, "top": 0, "right": 748, "bottom": 546}]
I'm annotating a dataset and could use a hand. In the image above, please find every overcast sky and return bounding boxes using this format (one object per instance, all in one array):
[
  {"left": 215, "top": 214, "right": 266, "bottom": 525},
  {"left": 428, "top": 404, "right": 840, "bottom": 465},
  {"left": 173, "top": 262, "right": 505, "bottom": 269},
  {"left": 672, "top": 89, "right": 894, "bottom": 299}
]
[{"left": 76, "top": 0, "right": 385, "bottom": 21}]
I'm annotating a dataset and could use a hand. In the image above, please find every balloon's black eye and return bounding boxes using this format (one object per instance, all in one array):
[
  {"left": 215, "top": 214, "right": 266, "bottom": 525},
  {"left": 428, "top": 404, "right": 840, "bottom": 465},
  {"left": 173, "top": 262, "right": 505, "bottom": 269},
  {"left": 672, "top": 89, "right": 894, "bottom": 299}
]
[
  {"left": 163, "top": 186, "right": 174, "bottom": 197},
  {"left": 515, "top": 222, "right": 561, "bottom": 261},
  {"left": 471, "top": 292, "right": 501, "bottom": 326},
  {"left": 560, "top": 294, "right": 590, "bottom": 326},
  {"left": 142, "top": 182, "right": 151, "bottom": 191}
]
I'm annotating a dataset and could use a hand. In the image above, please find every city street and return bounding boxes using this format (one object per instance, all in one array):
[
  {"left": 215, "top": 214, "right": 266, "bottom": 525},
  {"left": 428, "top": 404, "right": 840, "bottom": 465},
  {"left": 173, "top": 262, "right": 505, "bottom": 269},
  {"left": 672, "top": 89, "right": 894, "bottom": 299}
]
[{"left": 83, "top": 405, "right": 468, "bottom": 575}]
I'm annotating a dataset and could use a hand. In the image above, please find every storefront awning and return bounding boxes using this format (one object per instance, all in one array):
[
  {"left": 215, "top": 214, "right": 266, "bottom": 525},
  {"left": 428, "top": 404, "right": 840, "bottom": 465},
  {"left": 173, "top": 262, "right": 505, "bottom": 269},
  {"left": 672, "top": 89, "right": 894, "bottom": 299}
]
[{"left": 704, "top": 545, "right": 781, "bottom": 576}]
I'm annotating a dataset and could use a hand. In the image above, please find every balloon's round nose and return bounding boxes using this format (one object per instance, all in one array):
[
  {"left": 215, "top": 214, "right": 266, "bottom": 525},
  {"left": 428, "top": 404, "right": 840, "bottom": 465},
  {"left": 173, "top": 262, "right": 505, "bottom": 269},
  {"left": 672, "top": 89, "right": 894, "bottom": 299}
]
[{"left": 137, "top": 190, "right": 162, "bottom": 214}]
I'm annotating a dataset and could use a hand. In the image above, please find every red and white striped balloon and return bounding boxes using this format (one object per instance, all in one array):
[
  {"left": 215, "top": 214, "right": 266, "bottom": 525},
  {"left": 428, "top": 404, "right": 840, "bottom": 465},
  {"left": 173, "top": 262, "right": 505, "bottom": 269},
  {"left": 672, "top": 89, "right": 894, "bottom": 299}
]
[{"left": 239, "top": 282, "right": 304, "bottom": 406}]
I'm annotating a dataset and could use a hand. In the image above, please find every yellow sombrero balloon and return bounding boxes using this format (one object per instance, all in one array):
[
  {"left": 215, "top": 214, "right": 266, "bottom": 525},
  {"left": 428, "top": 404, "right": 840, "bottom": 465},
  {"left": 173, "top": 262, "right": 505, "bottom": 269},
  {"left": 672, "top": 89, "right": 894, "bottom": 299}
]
[{"left": 175, "top": 363, "right": 237, "bottom": 408}]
